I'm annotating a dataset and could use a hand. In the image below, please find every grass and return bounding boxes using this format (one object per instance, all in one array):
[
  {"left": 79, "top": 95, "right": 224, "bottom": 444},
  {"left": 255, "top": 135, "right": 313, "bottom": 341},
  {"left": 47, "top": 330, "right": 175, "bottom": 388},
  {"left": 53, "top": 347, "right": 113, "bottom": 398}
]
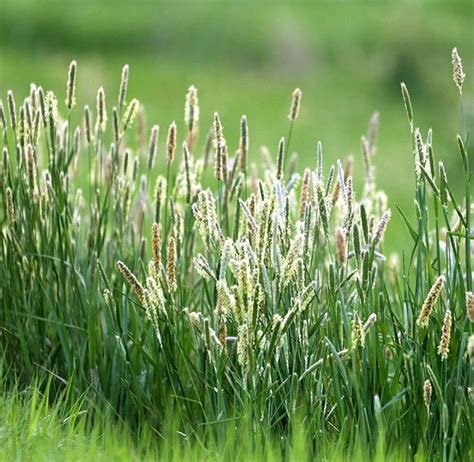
[
  {"left": 0, "top": 373, "right": 411, "bottom": 462},
  {"left": 0, "top": 48, "right": 473, "bottom": 460},
  {"left": 1, "top": 1, "right": 473, "bottom": 254}
]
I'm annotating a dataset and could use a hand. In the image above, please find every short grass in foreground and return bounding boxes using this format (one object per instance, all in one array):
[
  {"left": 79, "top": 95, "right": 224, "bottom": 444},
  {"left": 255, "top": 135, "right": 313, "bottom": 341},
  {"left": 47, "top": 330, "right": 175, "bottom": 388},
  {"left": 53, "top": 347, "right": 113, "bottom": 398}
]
[{"left": 0, "top": 49, "right": 472, "bottom": 460}]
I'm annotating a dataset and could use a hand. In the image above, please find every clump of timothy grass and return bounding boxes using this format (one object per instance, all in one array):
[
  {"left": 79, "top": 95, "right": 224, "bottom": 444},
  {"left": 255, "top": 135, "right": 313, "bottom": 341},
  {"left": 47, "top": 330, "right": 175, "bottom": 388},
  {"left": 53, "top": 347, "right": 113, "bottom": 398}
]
[{"left": 0, "top": 52, "right": 472, "bottom": 462}]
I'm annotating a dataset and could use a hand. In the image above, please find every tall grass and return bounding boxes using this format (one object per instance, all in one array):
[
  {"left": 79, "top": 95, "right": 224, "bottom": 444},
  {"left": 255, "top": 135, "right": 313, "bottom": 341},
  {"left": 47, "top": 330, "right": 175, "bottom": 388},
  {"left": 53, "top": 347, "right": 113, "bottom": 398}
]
[{"left": 0, "top": 49, "right": 472, "bottom": 461}]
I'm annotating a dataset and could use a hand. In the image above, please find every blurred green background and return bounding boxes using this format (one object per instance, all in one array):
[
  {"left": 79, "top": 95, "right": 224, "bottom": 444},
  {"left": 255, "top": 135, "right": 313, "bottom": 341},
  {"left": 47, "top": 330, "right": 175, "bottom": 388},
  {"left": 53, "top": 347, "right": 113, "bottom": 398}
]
[{"left": 0, "top": 0, "right": 473, "bottom": 253}]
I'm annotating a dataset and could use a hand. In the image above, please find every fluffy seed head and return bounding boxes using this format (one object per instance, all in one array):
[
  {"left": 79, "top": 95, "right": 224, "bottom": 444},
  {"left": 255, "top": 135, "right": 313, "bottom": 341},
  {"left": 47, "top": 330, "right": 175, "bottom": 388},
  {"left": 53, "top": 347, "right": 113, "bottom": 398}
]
[
  {"left": 466, "top": 292, "right": 474, "bottom": 322},
  {"left": 117, "top": 260, "right": 144, "bottom": 303},
  {"left": 239, "top": 115, "right": 248, "bottom": 172},
  {"left": 151, "top": 222, "right": 161, "bottom": 275},
  {"left": 96, "top": 87, "right": 107, "bottom": 133},
  {"left": 7, "top": 90, "right": 17, "bottom": 130},
  {"left": 167, "top": 232, "right": 177, "bottom": 292},
  {"left": 468, "top": 335, "right": 474, "bottom": 364},
  {"left": 437, "top": 309, "right": 452, "bottom": 360},
  {"left": 289, "top": 88, "right": 302, "bottom": 121},
  {"left": 5, "top": 187, "right": 15, "bottom": 224},
  {"left": 184, "top": 85, "right": 199, "bottom": 132},
  {"left": 122, "top": 98, "right": 139, "bottom": 132},
  {"left": 373, "top": 209, "right": 391, "bottom": 246},
  {"left": 423, "top": 380, "right": 432, "bottom": 411},
  {"left": 276, "top": 137, "right": 285, "bottom": 181},
  {"left": 66, "top": 60, "right": 77, "bottom": 110},
  {"left": 0, "top": 100, "right": 6, "bottom": 130},
  {"left": 118, "top": 64, "right": 129, "bottom": 108},
  {"left": 351, "top": 314, "right": 365, "bottom": 348},
  {"left": 363, "top": 313, "right": 377, "bottom": 332},
  {"left": 451, "top": 47, "right": 465, "bottom": 94},
  {"left": 417, "top": 275, "right": 445, "bottom": 328},
  {"left": 84, "top": 105, "right": 92, "bottom": 143},
  {"left": 166, "top": 121, "right": 177, "bottom": 163},
  {"left": 316, "top": 181, "right": 329, "bottom": 239},
  {"left": 147, "top": 124, "right": 159, "bottom": 170},
  {"left": 343, "top": 176, "right": 354, "bottom": 237},
  {"left": 299, "top": 168, "right": 311, "bottom": 219}
]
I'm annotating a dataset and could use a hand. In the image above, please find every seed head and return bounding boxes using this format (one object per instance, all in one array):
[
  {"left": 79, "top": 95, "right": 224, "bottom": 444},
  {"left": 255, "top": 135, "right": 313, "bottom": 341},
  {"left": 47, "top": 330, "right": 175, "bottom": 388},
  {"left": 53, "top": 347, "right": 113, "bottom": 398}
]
[
  {"left": 65, "top": 60, "right": 77, "bottom": 110},
  {"left": 96, "top": 87, "right": 107, "bottom": 133},
  {"left": 237, "top": 322, "right": 250, "bottom": 379},
  {"left": 289, "top": 88, "right": 302, "bottom": 121},
  {"left": 26, "top": 144, "right": 36, "bottom": 195},
  {"left": 414, "top": 128, "right": 426, "bottom": 179},
  {"left": 280, "top": 231, "right": 304, "bottom": 288},
  {"left": 417, "top": 275, "right": 445, "bottom": 328},
  {"left": 316, "top": 181, "right": 329, "bottom": 240},
  {"left": 467, "top": 335, "right": 474, "bottom": 365},
  {"left": 7, "top": 90, "right": 17, "bottom": 130},
  {"left": 451, "top": 47, "right": 465, "bottom": 95},
  {"left": 151, "top": 222, "right": 161, "bottom": 275},
  {"left": 122, "top": 98, "right": 139, "bottom": 132},
  {"left": 118, "top": 64, "right": 129, "bottom": 108},
  {"left": 84, "top": 105, "right": 92, "bottom": 143},
  {"left": 117, "top": 260, "right": 144, "bottom": 303},
  {"left": 184, "top": 85, "right": 199, "bottom": 132},
  {"left": 239, "top": 115, "right": 248, "bottom": 173},
  {"left": 276, "top": 137, "right": 285, "bottom": 181},
  {"left": 351, "top": 314, "right": 365, "bottom": 348},
  {"left": 363, "top": 313, "right": 377, "bottom": 332},
  {"left": 147, "top": 124, "right": 159, "bottom": 170},
  {"left": 166, "top": 121, "right": 177, "bottom": 163},
  {"left": 132, "top": 156, "right": 139, "bottom": 181},
  {"left": 372, "top": 209, "right": 391, "bottom": 246},
  {"left": 5, "top": 187, "right": 15, "bottom": 224},
  {"left": 423, "top": 380, "right": 432, "bottom": 411},
  {"left": 343, "top": 176, "right": 354, "bottom": 237},
  {"left": 466, "top": 292, "right": 474, "bottom": 322},
  {"left": 439, "top": 161, "right": 449, "bottom": 206},
  {"left": 0, "top": 99, "right": 6, "bottom": 130},
  {"left": 299, "top": 168, "right": 311, "bottom": 219},
  {"left": 167, "top": 231, "right": 177, "bottom": 292},
  {"left": 213, "top": 113, "right": 225, "bottom": 181},
  {"left": 194, "top": 254, "right": 212, "bottom": 280},
  {"left": 437, "top": 309, "right": 452, "bottom": 360}
]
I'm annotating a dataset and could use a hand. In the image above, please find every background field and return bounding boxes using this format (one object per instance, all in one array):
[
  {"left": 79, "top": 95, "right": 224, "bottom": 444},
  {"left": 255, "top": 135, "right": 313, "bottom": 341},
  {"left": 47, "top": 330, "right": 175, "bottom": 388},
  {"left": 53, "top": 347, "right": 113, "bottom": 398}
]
[{"left": 0, "top": 0, "right": 473, "bottom": 246}]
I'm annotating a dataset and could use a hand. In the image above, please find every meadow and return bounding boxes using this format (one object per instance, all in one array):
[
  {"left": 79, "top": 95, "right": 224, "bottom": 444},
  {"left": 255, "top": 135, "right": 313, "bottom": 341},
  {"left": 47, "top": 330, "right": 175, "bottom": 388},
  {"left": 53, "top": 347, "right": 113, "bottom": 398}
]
[
  {"left": 0, "top": 2, "right": 473, "bottom": 460},
  {"left": 0, "top": 45, "right": 472, "bottom": 460}
]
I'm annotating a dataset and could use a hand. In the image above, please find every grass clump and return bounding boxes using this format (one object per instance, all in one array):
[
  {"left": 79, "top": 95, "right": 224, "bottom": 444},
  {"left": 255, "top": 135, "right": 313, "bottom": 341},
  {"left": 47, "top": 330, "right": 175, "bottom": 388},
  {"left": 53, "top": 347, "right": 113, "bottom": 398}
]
[{"left": 0, "top": 49, "right": 472, "bottom": 461}]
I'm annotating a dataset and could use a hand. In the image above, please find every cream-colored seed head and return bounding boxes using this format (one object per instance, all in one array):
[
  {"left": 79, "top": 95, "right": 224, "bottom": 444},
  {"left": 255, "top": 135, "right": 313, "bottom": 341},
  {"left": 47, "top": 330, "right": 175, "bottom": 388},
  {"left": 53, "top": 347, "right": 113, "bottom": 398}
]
[
  {"left": 166, "top": 121, "right": 177, "bottom": 163},
  {"left": 423, "top": 380, "right": 432, "bottom": 411},
  {"left": 289, "top": 88, "right": 302, "bottom": 121},
  {"left": 452, "top": 47, "right": 465, "bottom": 94},
  {"left": 66, "top": 60, "right": 77, "bottom": 110},
  {"left": 417, "top": 275, "right": 445, "bottom": 328},
  {"left": 437, "top": 309, "right": 452, "bottom": 360},
  {"left": 466, "top": 292, "right": 474, "bottom": 322}
]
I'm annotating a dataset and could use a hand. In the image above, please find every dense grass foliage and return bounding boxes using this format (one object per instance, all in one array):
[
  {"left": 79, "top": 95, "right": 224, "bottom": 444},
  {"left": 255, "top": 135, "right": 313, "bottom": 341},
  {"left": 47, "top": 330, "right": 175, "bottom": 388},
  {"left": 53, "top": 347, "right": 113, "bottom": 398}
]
[
  {"left": 0, "top": 53, "right": 472, "bottom": 460},
  {"left": 1, "top": 1, "right": 472, "bottom": 257}
]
